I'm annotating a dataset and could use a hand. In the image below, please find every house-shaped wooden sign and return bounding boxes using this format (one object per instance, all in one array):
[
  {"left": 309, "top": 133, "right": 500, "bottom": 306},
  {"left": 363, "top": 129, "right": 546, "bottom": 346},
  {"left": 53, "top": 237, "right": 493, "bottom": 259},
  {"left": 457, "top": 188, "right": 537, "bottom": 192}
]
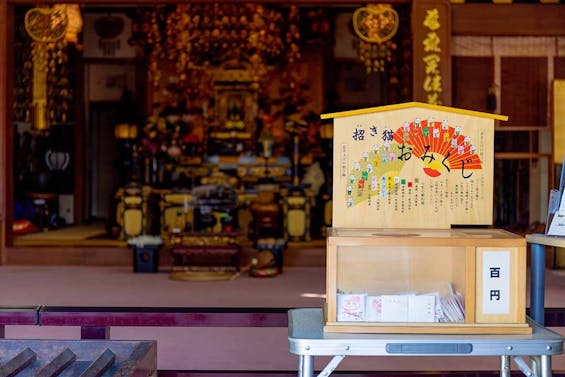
[{"left": 322, "top": 102, "right": 508, "bottom": 229}]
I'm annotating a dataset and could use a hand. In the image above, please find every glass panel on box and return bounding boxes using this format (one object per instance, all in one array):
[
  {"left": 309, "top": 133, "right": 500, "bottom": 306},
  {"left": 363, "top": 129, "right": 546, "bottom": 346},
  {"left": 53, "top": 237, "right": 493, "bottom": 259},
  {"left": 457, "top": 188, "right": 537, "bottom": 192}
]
[{"left": 335, "top": 246, "right": 466, "bottom": 323}]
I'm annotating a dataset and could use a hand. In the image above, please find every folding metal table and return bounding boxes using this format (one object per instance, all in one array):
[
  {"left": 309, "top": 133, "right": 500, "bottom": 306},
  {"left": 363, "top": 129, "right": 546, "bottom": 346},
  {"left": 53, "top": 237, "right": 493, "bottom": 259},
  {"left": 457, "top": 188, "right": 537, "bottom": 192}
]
[
  {"left": 288, "top": 308, "right": 563, "bottom": 377},
  {"left": 288, "top": 241, "right": 564, "bottom": 377}
]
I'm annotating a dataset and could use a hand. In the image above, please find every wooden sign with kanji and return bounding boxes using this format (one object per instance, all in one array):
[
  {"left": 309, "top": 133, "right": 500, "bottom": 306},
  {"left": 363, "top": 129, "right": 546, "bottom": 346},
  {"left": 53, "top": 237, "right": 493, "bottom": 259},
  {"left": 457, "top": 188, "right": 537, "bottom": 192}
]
[{"left": 322, "top": 102, "right": 507, "bottom": 229}]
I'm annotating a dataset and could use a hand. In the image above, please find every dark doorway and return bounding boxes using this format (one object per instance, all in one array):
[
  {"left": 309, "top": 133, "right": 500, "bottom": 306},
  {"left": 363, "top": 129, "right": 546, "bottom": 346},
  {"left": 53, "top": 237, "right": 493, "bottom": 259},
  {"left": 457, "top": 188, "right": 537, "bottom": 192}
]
[{"left": 88, "top": 102, "right": 121, "bottom": 221}]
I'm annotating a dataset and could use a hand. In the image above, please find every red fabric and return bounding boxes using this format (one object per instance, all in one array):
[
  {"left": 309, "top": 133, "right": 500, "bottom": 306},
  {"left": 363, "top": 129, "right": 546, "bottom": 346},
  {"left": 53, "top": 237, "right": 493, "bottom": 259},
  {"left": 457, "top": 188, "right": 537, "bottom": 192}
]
[{"left": 12, "top": 220, "right": 39, "bottom": 235}]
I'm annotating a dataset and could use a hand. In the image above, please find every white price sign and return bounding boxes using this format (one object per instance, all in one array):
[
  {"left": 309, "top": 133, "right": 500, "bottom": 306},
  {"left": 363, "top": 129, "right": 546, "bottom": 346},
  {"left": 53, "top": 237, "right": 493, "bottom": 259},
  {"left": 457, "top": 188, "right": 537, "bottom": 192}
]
[{"left": 482, "top": 250, "right": 510, "bottom": 315}]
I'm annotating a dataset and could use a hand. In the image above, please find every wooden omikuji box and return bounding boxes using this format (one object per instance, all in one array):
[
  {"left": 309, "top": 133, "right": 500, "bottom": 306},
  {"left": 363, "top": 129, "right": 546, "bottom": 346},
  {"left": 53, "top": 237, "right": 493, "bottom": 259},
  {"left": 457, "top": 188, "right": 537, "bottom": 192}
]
[
  {"left": 320, "top": 103, "right": 528, "bottom": 334},
  {"left": 324, "top": 228, "right": 530, "bottom": 335}
]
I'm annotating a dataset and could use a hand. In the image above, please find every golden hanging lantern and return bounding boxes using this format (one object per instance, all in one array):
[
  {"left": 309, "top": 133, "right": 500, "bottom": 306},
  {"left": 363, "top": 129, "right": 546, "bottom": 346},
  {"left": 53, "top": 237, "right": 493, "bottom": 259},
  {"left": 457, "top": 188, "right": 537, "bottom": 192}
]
[
  {"left": 114, "top": 123, "right": 139, "bottom": 140},
  {"left": 352, "top": 4, "right": 399, "bottom": 73},
  {"left": 24, "top": 7, "right": 68, "bottom": 43},
  {"left": 24, "top": 4, "right": 82, "bottom": 131}
]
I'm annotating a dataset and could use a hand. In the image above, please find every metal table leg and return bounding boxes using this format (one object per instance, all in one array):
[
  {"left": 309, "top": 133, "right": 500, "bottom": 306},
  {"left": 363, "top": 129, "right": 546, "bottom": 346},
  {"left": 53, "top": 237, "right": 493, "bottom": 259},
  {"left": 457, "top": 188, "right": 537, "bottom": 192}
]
[
  {"left": 299, "top": 355, "right": 314, "bottom": 377},
  {"left": 514, "top": 356, "right": 534, "bottom": 376},
  {"left": 540, "top": 355, "right": 552, "bottom": 377},
  {"left": 530, "top": 243, "right": 546, "bottom": 325},
  {"left": 317, "top": 355, "right": 345, "bottom": 377},
  {"left": 501, "top": 355, "right": 511, "bottom": 377}
]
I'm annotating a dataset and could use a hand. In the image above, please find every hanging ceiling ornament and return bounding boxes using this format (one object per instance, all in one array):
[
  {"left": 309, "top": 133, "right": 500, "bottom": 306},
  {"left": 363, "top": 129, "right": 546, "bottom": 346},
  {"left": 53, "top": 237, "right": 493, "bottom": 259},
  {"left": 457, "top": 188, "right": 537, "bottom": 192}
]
[
  {"left": 94, "top": 14, "right": 125, "bottom": 57},
  {"left": 24, "top": 7, "right": 68, "bottom": 131},
  {"left": 352, "top": 4, "right": 399, "bottom": 73},
  {"left": 24, "top": 7, "right": 68, "bottom": 43},
  {"left": 131, "top": 4, "right": 301, "bottom": 92},
  {"left": 24, "top": 5, "right": 82, "bottom": 130}
]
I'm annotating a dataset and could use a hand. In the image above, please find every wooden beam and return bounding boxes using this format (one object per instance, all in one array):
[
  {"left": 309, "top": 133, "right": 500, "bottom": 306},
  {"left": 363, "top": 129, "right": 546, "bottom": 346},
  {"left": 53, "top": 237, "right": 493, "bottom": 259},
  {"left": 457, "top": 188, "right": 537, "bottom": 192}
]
[
  {"left": 6, "top": 0, "right": 408, "bottom": 4},
  {"left": 0, "top": 1, "right": 6, "bottom": 223},
  {"left": 452, "top": 4, "right": 565, "bottom": 36},
  {"left": 0, "top": 0, "right": 7, "bottom": 262},
  {"left": 73, "top": 52, "right": 85, "bottom": 224}
]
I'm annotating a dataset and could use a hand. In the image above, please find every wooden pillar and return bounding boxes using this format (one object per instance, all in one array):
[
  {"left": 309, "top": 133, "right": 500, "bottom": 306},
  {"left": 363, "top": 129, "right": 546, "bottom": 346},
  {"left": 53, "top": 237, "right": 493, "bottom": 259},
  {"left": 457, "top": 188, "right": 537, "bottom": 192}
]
[
  {"left": 411, "top": 0, "right": 452, "bottom": 106},
  {"left": 0, "top": 0, "right": 8, "bottom": 263},
  {"left": 73, "top": 50, "right": 85, "bottom": 225}
]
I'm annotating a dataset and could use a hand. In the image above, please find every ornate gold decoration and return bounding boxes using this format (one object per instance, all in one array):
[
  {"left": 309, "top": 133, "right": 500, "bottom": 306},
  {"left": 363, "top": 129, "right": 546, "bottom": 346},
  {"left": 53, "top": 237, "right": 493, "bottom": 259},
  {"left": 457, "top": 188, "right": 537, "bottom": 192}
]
[
  {"left": 24, "top": 7, "right": 68, "bottom": 43},
  {"left": 25, "top": 7, "right": 67, "bottom": 131},
  {"left": 24, "top": 5, "right": 81, "bottom": 130},
  {"left": 132, "top": 4, "right": 301, "bottom": 91},
  {"left": 353, "top": 4, "right": 398, "bottom": 43},
  {"left": 352, "top": 4, "right": 399, "bottom": 73},
  {"left": 54, "top": 4, "right": 83, "bottom": 45}
]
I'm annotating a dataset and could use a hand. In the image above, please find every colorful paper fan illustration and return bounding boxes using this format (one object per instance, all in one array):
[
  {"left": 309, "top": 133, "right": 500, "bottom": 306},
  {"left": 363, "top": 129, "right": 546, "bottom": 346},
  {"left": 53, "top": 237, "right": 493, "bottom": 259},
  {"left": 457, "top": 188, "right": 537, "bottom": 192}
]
[
  {"left": 392, "top": 118, "right": 482, "bottom": 178},
  {"left": 344, "top": 117, "right": 482, "bottom": 207},
  {"left": 344, "top": 148, "right": 407, "bottom": 207}
]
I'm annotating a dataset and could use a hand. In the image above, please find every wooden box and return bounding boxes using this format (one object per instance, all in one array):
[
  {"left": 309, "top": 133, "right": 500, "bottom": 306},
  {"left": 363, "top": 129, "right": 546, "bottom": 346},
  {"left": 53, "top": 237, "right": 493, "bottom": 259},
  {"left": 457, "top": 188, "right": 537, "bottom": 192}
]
[
  {"left": 169, "top": 233, "right": 240, "bottom": 271},
  {"left": 324, "top": 228, "right": 530, "bottom": 335}
]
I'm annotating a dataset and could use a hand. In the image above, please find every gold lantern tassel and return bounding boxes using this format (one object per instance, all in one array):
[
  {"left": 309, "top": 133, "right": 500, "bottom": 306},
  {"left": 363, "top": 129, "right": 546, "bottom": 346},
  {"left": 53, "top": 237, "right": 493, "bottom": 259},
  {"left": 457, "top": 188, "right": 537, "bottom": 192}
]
[{"left": 31, "top": 41, "right": 49, "bottom": 131}]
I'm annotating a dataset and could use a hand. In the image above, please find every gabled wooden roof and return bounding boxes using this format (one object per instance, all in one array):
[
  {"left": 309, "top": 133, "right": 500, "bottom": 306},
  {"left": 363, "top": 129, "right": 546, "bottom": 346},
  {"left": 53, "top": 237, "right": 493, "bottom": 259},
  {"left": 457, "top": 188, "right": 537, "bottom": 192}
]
[{"left": 321, "top": 102, "right": 509, "bottom": 121}]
